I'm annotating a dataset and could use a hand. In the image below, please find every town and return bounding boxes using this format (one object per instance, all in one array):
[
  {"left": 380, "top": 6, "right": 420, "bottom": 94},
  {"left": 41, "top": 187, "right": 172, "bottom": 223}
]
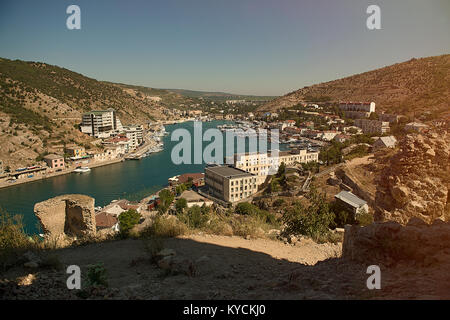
[{"left": 29, "top": 99, "right": 442, "bottom": 239}]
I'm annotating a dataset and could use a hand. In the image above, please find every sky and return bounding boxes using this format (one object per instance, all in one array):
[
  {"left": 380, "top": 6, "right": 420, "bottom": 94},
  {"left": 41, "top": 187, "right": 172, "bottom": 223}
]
[{"left": 0, "top": 0, "right": 449, "bottom": 96}]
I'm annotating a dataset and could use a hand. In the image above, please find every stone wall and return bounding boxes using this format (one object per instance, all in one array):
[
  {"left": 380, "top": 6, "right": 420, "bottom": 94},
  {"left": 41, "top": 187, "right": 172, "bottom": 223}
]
[{"left": 34, "top": 194, "right": 96, "bottom": 238}]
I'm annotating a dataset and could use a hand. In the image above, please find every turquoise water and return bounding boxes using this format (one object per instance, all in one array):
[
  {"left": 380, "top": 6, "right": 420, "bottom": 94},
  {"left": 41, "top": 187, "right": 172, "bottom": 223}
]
[{"left": 0, "top": 120, "right": 287, "bottom": 234}]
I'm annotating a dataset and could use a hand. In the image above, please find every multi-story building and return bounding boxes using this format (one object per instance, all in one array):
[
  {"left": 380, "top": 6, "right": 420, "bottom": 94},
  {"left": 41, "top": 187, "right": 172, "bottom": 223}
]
[
  {"left": 205, "top": 165, "right": 258, "bottom": 203},
  {"left": 342, "top": 111, "right": 371, "bottom": 119},
  {"left": 339, "top": 102, "right": 376, "bottom": 113},
  {"left": 227, "top": 149, "right": 319, "bottom": 186},
  {"left": 43, "top": 154, "right": 65, "bottom": 170},
  {"left": 339, "top": 102, "right": 375, "bottom": 119},
  {"left": 354, "top": 119, "right": 390, "bottom": 134},
  {"left": 81, "top": 109, "right": 123, "bottom": 138},
  {"left": 123, "top": 124, "right": 144, "bottom": 149}
]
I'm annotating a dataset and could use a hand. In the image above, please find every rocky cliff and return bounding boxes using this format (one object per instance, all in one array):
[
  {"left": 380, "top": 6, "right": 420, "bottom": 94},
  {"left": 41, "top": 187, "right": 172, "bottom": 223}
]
[{"left": 374, "top": 132, "right": 450, "bottom": 224}]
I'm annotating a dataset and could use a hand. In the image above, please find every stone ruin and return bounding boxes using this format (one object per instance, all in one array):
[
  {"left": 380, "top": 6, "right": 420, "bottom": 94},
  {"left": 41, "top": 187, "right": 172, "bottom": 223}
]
[{"left": 34, "top": 194, "right": 96, "bottom": 238}]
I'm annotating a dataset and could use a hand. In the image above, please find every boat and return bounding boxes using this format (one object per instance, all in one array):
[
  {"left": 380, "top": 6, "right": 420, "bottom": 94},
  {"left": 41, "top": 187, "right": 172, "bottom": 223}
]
[{"left": 73, "top": 167, "right": 91, "bottom": 173}]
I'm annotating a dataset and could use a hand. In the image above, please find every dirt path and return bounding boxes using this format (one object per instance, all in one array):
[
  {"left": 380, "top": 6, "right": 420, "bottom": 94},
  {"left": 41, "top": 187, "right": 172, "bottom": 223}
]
[{"left": 3, "top": 234, "right": 448, "bottom": 300}]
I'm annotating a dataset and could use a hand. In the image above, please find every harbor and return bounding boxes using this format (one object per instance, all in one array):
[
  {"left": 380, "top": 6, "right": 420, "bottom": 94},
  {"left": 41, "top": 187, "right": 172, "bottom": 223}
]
[{"left": 0, "top": 120, "right": 234, "bottom": 234}]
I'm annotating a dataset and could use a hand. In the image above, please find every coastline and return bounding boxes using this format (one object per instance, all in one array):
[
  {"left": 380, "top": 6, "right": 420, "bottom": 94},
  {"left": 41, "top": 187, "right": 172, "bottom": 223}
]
[{"left": 0, "top": 157, "right": 125, "bottom": 190}]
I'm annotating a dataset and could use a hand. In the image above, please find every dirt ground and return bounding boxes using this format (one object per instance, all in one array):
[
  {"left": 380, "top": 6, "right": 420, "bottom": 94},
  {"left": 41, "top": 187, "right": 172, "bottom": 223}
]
[{"left": 1, "top": 234, "right": 449, "bottom": 300}]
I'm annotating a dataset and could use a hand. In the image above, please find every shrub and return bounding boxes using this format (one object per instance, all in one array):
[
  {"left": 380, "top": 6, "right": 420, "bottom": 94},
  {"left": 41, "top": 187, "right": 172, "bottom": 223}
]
[
  {"left": 143, "top": 216, "right": 187, "bottom": 238},
  {"left": 142, "top": 236, "right": 165, "bottom": 263},
  {"left": 0, "top": 208, "right": 33, "bottom": 269},
  {"left": 235, "top": 202, "right": 259, "bottom": 215},
  {"left": 178, "top": 205, "right": 209, "bottom": 229},
  {"left": 356, "top": 209, "right": 373, "bottom": 226},
  {"left": 175, "top": 198, "right": 187, "bottom": 213},
  {"left": 282, "top": 188, "right": 335, "bottom": 241},
  {"left": 118, "top": 209, "right": 141, "bottom": 237},
  {"left": 273, "top": 199, "right": 285, "bottom": 207},
  {"left": 87, "top": 263, "right": 108, "bottom": 287}
]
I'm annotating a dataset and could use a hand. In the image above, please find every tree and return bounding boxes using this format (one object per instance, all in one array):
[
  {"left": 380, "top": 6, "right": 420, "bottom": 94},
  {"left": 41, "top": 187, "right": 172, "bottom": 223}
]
[
  {"left": 118, "top": 209, "right": 141, "bottom": 237},
  {"left": 276, "top": 162, "right": 286, "bottom": 178},
  {"left": 175, "top": 184, "right": 187, "bottom": 196},
  {"left": 282, "top": 187, "right": 335, "bottom": 240},
  {"left": 235, "top": 202, "right": 259, "bottom": 215},
  {"left": 175, "top": 198, "right": 187, "bottom": 213},
  {"left": 158, "top": 189, "right": 174, "bottom": 214}
]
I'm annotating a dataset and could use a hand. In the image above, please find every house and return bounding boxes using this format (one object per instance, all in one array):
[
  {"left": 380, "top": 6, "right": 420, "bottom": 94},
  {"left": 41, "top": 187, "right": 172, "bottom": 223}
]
[
  {"left": 169, "top": 172, "right": 205, "bottom": 187},
  {"left": 180, "top": 190, "right": 214, "bottom": 208},
  {"left": 320, "top": 131, "right": 338, "bottom": 141},
  {"left": 334, "top": 134, "right": 352, "bottom": 143},
  {"left": 43, "top": 154, "right": 65, "bottom": 170},
  {"left": 95, "top": 212, "right": 119, "bottom": 232},
  {"left": 66, "top": 145, "right": 86, "bottom": 159},
  {"left": 372, "top": 136, "right": 397, "bottom": 150},
  {"left": 334, "top": 191, "right": 368, "bottom": 216}
]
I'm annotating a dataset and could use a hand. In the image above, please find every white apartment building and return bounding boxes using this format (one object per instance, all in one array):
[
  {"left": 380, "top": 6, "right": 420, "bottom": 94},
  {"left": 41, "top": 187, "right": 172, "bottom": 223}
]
[
  {"left": 227, "top": 149, "right": 319, "bottom": 186},
  {"left": 123, "top": 124, "right": 144, "bottom": 149},
  {"left": 339, "top": 102, "right": 376, "bottom": 113},
  {"left": 81, "top": 109, "right": 123, "bottom": 138}
]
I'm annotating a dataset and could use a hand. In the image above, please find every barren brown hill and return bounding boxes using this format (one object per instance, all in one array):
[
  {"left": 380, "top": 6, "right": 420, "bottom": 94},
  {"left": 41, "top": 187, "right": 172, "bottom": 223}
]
[
  {"left": 259, "top": 54, "right": 450, "bottom": 119},
  {"left": 0, "top": 58, "right": 196, "bottom": 168}
]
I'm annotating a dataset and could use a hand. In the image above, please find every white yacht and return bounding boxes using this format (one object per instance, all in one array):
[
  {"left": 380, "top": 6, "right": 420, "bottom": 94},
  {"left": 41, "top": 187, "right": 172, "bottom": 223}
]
[{"left": 73, "top": 167, "right": 91, "bottom": 173}]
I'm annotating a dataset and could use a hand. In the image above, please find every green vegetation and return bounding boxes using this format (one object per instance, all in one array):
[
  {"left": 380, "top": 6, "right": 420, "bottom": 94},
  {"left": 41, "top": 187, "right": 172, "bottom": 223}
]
[
  {"left": 319, "top": 134, "right": 375, "bottom": 165},
  {"left": 282, "top": 188, "right": 335, "bottom": 242},
  {"left": 235, "top": 202, "right": 278, "bottom": 226},
  {"left": 177, "top": 205, "right": 210, "bottom": 229},
  {"left": 272, "top": 199, "right": 285, "bottom": 207},
  {"left": 175, "top": 198, "right": 188, "bottom": 213},
  {"left": 86, "top": 263, "right": 108, "bottom": 287},
  {"left": 0, "top": 208, "right": 33, "bottom": 269},
  {"left": 330, "top": 202, "right": 373, "bottom": 228},
  {"left": 118, "top": 209, "right": 141, "bottom": 237},
  {"left": 143, "top": 215, "right": 188, "bottom": 238},
  {"left": 157, "top": 189, "right": 174, "bottom": 214}
]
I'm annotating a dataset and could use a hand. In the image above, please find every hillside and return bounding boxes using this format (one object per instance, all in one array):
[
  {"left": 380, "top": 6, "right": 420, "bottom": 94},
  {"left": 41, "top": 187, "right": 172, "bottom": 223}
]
[
  {"left": 259, "top": 54, "right": 450, "bottom": 119},
  {"left": 0, "top": 58, "right": 182, "bottom": 167}
]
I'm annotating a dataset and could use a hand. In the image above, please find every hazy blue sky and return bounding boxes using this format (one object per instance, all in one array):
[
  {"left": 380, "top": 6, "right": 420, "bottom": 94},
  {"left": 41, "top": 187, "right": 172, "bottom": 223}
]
[{"left": 0, "top": 0, "right": 449, "bottom": 95}]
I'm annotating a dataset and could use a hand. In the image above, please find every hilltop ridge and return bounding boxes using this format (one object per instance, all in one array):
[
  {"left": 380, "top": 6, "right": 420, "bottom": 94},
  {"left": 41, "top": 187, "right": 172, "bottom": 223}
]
[{"left": 259, "top": 54, "right": 450, "bottom": 119}]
